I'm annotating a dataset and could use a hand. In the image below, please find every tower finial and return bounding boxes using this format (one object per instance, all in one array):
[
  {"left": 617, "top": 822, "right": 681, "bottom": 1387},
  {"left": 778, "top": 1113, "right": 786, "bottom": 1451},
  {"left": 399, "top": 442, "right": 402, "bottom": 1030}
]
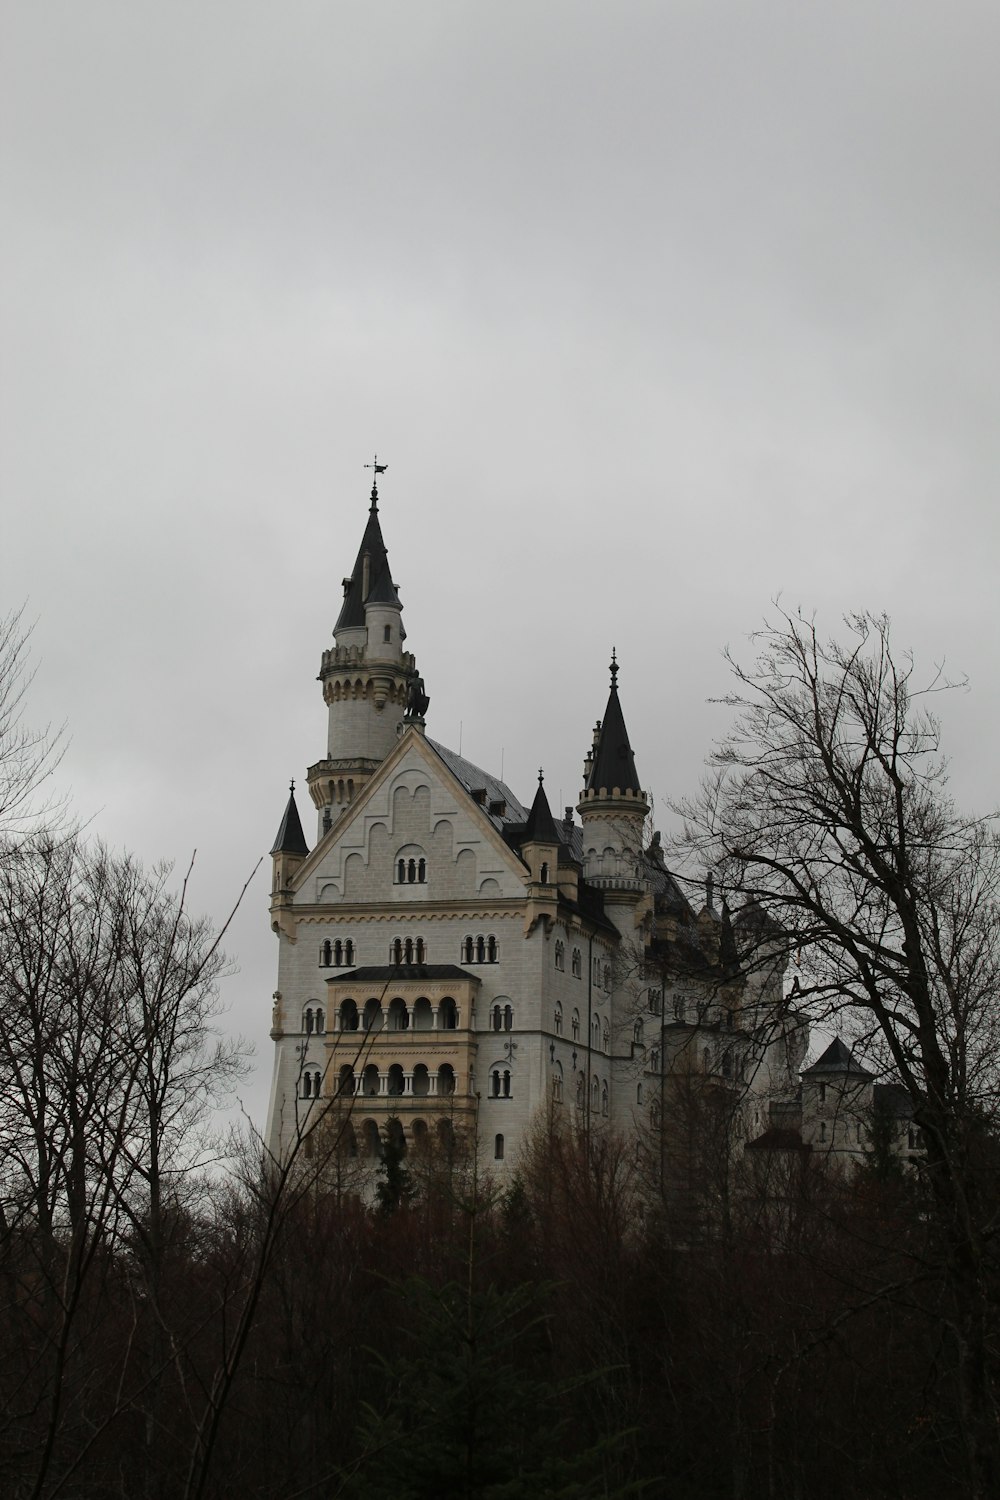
[
  {"left": 610, "top": 647, "right": 618, "bottom": 690},
  {"left": 289, "top": 778, "right": 295, "bottom": 795},
  {"left": 538, "top": 766, "right": 544, "bottom": 785},
  {"left": 364, "top": 454, "right": 388, "bottom": 510}
]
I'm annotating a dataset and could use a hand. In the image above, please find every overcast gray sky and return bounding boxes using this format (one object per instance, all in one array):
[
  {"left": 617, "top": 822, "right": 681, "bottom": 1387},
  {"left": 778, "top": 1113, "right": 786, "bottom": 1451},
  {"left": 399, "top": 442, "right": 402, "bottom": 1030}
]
[{"left": 3, "top": 1, "right": 998, "bottom": 1129}]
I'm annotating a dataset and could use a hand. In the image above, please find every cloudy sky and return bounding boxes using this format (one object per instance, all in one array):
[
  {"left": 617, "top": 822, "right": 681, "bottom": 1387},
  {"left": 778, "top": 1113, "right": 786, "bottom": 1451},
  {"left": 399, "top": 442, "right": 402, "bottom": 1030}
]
[{"left": 3, "top": 1, "right": 998, "bottom": 1128}]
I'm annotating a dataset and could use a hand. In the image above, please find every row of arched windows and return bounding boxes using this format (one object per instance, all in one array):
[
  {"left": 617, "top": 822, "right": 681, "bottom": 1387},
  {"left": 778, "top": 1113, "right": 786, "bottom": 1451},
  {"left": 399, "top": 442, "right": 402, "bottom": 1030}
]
[
  {"left": 338, "top": 996, "right": 459, "bottom": 1032},
  {"left": 391, "top": 937, "right": 426, "bottom": 965},
  {"left": 553, "top": 941, "right": 583, "bottom": 976},
  {"left": 395, "top": 857, "right": 426, "bottom": 884},
  {"left": 301, "top": 1068, "right": 323, "bottom": 1098},
  {"left": 334, "top": 1061, "right": 457, "bottom": 1098},
  {"left": 591, "top": 958, "right": 612, "bottom": 991},
  {"left": 320, "top": 939, "right": 355, "bottom": 967},
  {"left": 462, "top": 935, "right": 498, "bottom": 964},
  {"left": 339, "top": 1116, "right": 455, "bottom": 1160},
  {"left": 491, "top": 1003, "right": 514, "bottom": 1032},
  {"left": 553, "top": 1003, "right": 609, "bottom": 1050},
  {"left": 303, "top": 1006, "right": 325, "bottom": 1034}
]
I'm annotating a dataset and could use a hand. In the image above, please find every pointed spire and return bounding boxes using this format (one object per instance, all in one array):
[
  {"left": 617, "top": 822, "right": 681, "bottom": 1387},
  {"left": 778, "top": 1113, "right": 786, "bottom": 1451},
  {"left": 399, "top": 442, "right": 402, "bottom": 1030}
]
[
  {"left": 334, "top": 476, "right": 401, "bottom": 632},
  {"left": 719, "top": 899, "right": 740, "bottom": 976},
  {"left": 271, "top": 780, "right": 309, "bottom": 857},
  {"left": 524, "top": 770, "right": 561, "bottom": 844},
  {"left": 802, "top": 1038, "right": 874, "bottom": 1078},
  {"left": 587, "top": 651, "right": 642, "bottom": 794}
]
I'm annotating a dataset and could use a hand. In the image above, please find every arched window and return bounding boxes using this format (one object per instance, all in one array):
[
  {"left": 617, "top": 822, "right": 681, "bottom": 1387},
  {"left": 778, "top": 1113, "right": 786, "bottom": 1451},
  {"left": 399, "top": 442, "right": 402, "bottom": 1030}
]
[
  {"left": 363, "top": 1064, "right": 379, "bottom": 1096},
  {"left": 338, "top": 1065, "right": 355, "bottom": 1097},
  {"left": 591, "top": 1076, "right": 599, "bottom": 1109},
  {"left": 462, "top": 936, "right": 473, "bottom": 963},
  {"left": 388, "top": 997, "right": 409, "bottom": 1031},
  {"left": 576, "top": 1072, "right": 585, "bottom": 1108},
  {"left": 722, "top": 1050, "right": 733, "bottom": 1079},
  {"left": 634, "top": 1019, "right": 643, "bottom": 1045},
  {"left": 554, "top": 1002, "right": 563, "bottom": 1036},
  {"left": 363, "top": 998, "right": 383, "bottom": 1032},
  {"left": 540, "top": 861, "right": 549, "bottom": 884},
  {"left": 502, "top": 1070, "right": 511, "bottom": 1098},
  {"left": 320, "top": 940, "right": 332, "bottom": 966},
  {"left": 572, "top": 949, "right": 582, "bottom": 978},
  {"left": 487, "top": 935, "right": 498, "bottom": 963},
  {"left": 439, "top": 997, "right": 458, "bottom": 1030},
  {"left": 651, "top": 1101, "right": 661, "bottom": 1129},
  {"left": 417, "top": 857, "right": 426, "bottom": 882},
  {"left": 416, "top": 937, "right": 425, "bottom": 963},
  {"left": 571, "top": 1009, "right": 580, "bottom": 1042},
  {"left": 437, "top": 1063, "right": 456, "bottom": 1095},
  {"left": 387, "top": 1064, "right": 404, "bottom": 1097},
  {"left": 604, "top": 964, "right": 611, "bottom": 992},
  {"left": 591, "top": 1016, "right": 600, "bottom": 1047},
  {"left": 404, "top": 937, "right": 414, "bottom": 964},
  {"left": 315, "top": 1007, "right": 324, "bottom": 1034},
  {"left": 391, "top": 937, "right": 403, "bottom": 965},
  {"left": 650, "top": 1046, "right": 659, "bottom": 1071},
  {"left": 491, "top": 1069, "right": 501, "bottom": 1098},
  {"left": 555, "top": 940, "right": 564, "bottom": 971},
  {"left": 304, "top": 1008, "right": 314, "bottom": 1035},
  {"left": 553, "top": 1061, "right": 564, "bottom": 1102},
  {"left": 494, "top": 1133, "right": 505, "bottom": 1161},
  {"left": 396, "top": 858, "right": 406, "bottom": 884},
  {"left": 383, "top": 624, "right": 392, "bottom": 643},
  {"left": 504, "top": 1004, "right": 513, "bottom": 1032},
  {"left": 334, "top": 939, "right": 343, "bottom": 965},
  {"left": 339, "top": 998, "right": 359, "bottom": 1031},
  {"left": 819, "top": 1121, "right": 827, "bottom": 1143},
  {"left": 302, "top": 1071, "right": 312, "bottom": 1098},
  {"left": 603, "top": 1020, "right": 610, "bottom": 1051},
  {"left": 346, "top": 939, "right": 355, "bottom": 965},
  {"left": 601, "top": 1082, "right": 609, "bottom": 1117},
  {"left": 492, "top": 1004, "right": 502, "bottom": 1033},
  {"left": 703, "top": 1047, "right": 711, "bottom": 1073},
  {"left": 476, "top": 935, "right": 486, "bottom": 963}
]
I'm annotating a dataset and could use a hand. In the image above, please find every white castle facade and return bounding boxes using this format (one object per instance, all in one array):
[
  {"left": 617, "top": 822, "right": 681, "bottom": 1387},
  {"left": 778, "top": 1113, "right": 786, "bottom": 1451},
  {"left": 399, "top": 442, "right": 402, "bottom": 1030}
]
[{"left": 264, "top": 477, "right": 915, "bottom": 1180}]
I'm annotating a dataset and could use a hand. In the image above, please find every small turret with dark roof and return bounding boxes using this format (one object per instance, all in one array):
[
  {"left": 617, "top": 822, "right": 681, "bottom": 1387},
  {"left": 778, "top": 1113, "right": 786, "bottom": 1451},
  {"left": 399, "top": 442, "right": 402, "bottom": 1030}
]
[
  {"left": 802, "top": 1037, "right": 873, "bottom": 1078},
  {"left": 271, "top": 781, "right": 309, "bottom": 857},
  {"left": 524, "top": 771, "right": 561, "bottom": 845}
]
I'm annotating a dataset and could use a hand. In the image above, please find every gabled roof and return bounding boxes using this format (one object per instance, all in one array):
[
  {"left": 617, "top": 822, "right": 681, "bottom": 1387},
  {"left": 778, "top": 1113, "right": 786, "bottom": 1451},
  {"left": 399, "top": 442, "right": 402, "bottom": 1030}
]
[
  {"left": 588, "top": 654, "right": 642, "bottom": 795},
  {"left": 334, "top": 485, "right": 401, "bottom": 633},
  {"left": 427, "top": 739, "right": 527, "bottom": 832},
  {"left": 802, "top": 1038, "right": 874, "bottom": 1078},
  {"left": 271, "top": 783, "right": 310, "bottom": 857},
  {"left": 523, "top": 774, "right": 561, "bottom": 844}
]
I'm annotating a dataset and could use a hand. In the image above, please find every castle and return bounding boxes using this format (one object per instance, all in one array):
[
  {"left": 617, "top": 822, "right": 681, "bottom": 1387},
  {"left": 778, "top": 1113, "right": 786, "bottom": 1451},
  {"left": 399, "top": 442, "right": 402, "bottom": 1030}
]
[{"left": 264, "top": 475, "right": 915, "bottom": 1179}]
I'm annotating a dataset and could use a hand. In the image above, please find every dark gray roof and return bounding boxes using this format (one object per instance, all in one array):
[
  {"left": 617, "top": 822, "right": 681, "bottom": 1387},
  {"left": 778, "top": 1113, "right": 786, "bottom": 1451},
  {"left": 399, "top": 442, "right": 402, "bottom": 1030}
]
[
  {"left": 427, "top": 739, "right": 528, "bottom": 830},
  {"left": 524, "top": 777, "right": 561, "bottom": 844},
  {"left": 270, "top": 786, "right": 309, "bottom": 857},
  {"left": 802, "top": 1038, "right": 874, "bottom": 1078},
  {"left": 334, "top": 487, "right": 401, "bottom": 633},
  {"left": 588, "top": 672, "right": 642, "bottom": 795},
  {"left": 330, "top": 964, "right": 472, "bottom": 983}
]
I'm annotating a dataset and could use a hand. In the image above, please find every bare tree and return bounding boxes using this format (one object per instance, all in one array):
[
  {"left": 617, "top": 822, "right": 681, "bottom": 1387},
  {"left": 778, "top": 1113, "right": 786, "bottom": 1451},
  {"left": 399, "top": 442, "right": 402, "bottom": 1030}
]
[
  {"left": 675, "top": 608, "right": 1000, "bottom": 1497},
  {"left": 0, "top": 607, "right": 63, "bottom": 843}
]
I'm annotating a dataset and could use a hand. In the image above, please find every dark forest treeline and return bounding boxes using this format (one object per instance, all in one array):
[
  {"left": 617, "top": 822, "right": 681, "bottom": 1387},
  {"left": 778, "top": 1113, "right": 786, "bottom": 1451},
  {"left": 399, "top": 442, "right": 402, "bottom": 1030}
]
[{"left": 0, "top": 1104, "right": 995, "bottom": 1500}]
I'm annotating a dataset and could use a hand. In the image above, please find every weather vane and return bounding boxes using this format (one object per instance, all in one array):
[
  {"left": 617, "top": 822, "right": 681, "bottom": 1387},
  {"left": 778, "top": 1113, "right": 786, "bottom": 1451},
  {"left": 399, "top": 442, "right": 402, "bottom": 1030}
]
[{"left": 365, "top": 454, "right": 388, "bottom": 481}]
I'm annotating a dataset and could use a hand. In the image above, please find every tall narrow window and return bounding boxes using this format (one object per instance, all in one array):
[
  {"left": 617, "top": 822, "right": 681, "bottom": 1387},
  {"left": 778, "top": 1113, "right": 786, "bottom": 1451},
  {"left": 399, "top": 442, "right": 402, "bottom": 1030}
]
[
  {"left": 321, "top": 940, "right": 332, "bottom": 966},
  {"left": 487, "top": 935, "right": 498, "bottom": 963},
  {"left": 404, "top": 937, "right": 414, "bottom": 964},
  {"left": 346, "top": 939, "right": 354, "bottom": 965},
  {"left": 416, "top": 937, "right": 425, "bottom": 963},
  {"left": 491, "top": 1069, "right": 500, "bottom": 1098},
  {"left": 492, "top": 1004, "right": 501, "bottom": 1032},
  {"left": 462, "top": 936, "right": 473, "bottom": 963},
  {"left": 504, "top": 1004, "right": 512, "bottom": 1031},
  {"left": 417, "top": 857, "right": 426, "bottom": 882},
  {"left": 397, "top": 859, "right": 405, "bottom": 884},
  {"left": 476, "top": 935, "right": 485, "bottom": 963},
  {"left": 408, "top": 858, "right": 417, "bottom": 883},
  {"left": 555, "top": 1003, "right": 563, "bottom": 1035},
  {"left": 494, "top": 1133, "right": 505, "bottom": 1160},
  {"left": 502, "top": 1070, "right": 511, "bottom": 1098},
  {"left": 540, "top": 862, "right": 549, "bottom": 884}
]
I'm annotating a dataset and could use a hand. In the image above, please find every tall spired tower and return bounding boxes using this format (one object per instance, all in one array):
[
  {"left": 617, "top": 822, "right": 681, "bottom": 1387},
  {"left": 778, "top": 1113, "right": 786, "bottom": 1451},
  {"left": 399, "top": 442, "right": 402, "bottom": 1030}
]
[{"left": 305, "top": 473, "right": 428, "bottom": 836}]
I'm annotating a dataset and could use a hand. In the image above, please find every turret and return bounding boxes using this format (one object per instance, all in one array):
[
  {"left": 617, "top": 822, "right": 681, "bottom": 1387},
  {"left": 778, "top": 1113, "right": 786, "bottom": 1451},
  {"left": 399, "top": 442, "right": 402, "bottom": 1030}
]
[
  {"left": 577, "top": 652, "right": 650, "bottom": 928},
  {"left": 306, "top": 471, "right": 428, "bottom": 834},
  {"left": 270, "top": 781, "right": 310, "bottom": 937},
  {"left": 521, "top": 771, "right": 560, "bottom": 933}
]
